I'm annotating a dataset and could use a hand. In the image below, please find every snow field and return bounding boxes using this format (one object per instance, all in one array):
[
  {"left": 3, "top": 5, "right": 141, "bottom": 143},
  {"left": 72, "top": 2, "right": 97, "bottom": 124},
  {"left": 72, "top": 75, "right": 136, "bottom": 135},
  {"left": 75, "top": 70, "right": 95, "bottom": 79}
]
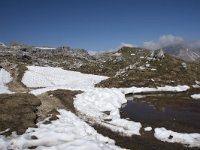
[
  {"left": 0, "top": 69, "right": 12, "bottom": 94},
  {"left": 74, "top": 88, "right": 142, "bottom": 136},
  {"left": 0, "top": 110, "right": 125, "bottom": 150},
  {"left": 20, "top": 66, "right": 200, "bottom": 147},
  {"left": 22, "top": 66, "right": 108, "bottom": 95}
]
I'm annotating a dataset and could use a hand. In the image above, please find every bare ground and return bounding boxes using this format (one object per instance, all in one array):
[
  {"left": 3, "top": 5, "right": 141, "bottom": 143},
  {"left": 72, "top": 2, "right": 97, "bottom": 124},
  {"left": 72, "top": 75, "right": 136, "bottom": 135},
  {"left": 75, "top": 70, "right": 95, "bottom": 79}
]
[
  {"left": 0, "top": 93, "right": 41, "bottom": 135},
  {"left": 36, "top": 90, "right": 81, "bottom": 122},
  {"left": 92, "top": 124, "right": 199, "bottom": 150},
  {"left": 0, "top": 62, "right": 29, "bottom": 93}
]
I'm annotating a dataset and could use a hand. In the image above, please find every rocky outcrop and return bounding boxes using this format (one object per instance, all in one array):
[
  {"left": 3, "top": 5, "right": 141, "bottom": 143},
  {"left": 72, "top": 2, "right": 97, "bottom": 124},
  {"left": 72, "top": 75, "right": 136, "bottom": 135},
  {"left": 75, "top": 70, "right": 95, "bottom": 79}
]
[{"left": 150, "top": 49, "right": 165, "bottom": 60}]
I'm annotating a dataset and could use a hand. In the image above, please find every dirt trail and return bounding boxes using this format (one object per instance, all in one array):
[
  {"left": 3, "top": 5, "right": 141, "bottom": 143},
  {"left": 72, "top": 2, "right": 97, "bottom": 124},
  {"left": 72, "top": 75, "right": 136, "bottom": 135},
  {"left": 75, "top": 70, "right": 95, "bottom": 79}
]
[
  {"left": 7, "top": 64, "right": 29, "bottom": 93},
  {"left": 1, "top": 62, "right": 29, "bottom": 93}
]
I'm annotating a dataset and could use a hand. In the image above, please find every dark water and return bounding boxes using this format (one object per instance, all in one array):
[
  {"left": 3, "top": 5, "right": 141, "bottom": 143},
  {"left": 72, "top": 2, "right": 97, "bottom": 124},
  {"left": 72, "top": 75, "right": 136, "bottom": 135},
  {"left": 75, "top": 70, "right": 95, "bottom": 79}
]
[
  {"left": 121, "top": 93, "right": 200, "bottom": 133},
  {"left": 94, "top": 92, "right": 200, "bottom": 150}
]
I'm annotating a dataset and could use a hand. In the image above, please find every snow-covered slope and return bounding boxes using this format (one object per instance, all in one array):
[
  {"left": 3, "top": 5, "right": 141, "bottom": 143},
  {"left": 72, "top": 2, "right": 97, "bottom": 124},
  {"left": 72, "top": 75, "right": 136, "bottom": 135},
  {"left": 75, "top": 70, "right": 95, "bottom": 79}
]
[
  {"left": 0, "top": 68, "right": 12, "bottom": 94},
  {"left": 22, "top": 66, "right": 108, "bottom": 95},
  {"left": 0, "top": 109, "right": 124, "bottom": 150}
]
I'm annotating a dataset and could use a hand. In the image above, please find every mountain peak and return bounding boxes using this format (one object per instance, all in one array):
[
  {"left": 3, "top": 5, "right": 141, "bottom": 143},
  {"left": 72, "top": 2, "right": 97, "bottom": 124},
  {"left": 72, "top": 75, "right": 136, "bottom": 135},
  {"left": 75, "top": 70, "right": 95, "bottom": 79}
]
[{"left": 0, "top": 42, "right": 7, "bottom": 47}]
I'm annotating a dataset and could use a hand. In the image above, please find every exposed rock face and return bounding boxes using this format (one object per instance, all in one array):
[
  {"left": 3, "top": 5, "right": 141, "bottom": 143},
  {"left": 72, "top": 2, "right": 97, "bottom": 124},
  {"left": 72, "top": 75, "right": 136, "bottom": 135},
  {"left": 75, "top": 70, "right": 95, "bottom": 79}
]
[
  {"left": 178, "top": 48, "right": 200, "bottom": 62},
  {"left": 150, "top": 49, "right": 165, "bottom": 60}
]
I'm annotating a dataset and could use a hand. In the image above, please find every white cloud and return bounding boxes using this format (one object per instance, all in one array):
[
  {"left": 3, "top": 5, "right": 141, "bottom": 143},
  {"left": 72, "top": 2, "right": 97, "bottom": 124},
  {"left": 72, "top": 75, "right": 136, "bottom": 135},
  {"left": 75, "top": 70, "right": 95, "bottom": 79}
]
[
  {"left": 188, "top": 41, "right": 200, "bottom": 50},
  {"left": 87, "top": 43, "right": 137, "bottom": 55},
  {"left": 100, "top": 42, "right": 137, "bottom": 53},
  {"left": 120, "top": 42, "right": 137, "bottom": 48},
  {"left": 159, "top": 35, "right": 184, "bottom": 47},
  {"left": 143, "top": 35, "right": 200, "bottom": 50},
  {"left": 143, "top": 41, "right": 160, "bottom": 50}
]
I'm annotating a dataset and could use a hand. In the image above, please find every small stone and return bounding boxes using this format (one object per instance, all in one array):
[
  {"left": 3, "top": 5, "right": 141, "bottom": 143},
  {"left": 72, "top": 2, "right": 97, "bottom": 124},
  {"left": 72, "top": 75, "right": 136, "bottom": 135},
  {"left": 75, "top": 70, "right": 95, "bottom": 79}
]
[
  {"left": 168, "top": 135, "right": 173, "bottom": 139},
  {"left": 31, "top": 135, "right": 38, "bottom": 139}
]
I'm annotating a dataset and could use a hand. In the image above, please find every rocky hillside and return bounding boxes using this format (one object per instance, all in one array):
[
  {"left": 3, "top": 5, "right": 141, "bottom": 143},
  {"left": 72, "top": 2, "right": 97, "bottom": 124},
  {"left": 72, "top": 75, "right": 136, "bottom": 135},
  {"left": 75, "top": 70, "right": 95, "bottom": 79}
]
[
  {"left": 0, "top": 43, "right": 200, "bottom": 149},
  {"left": 1, "top": 43, "right": 200, "bottom": 88},
  {"left": 96, "top": 47, "right": 200, "bottom": 87},
  {"left": 0, "top": 43, "right": 94, "bottom": 69},
  {"left": 162, "top": 45, "right": 200, "bottom": 62}
]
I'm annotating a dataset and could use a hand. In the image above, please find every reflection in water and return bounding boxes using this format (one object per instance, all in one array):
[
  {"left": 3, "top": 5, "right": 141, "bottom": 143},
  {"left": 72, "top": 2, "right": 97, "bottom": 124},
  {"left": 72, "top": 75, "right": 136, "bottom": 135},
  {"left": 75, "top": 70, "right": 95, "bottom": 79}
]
[{"left": 121, "top": 94, "right": 200, "bottom": 133}]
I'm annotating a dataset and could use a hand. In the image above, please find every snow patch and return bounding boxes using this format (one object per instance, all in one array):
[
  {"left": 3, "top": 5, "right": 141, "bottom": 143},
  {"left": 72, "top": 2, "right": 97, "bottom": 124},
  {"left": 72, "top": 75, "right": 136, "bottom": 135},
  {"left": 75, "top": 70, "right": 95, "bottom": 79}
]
[
  {"left": 191, "top": 94, "right": 200, "bottom": 99},
  {"left": 193, "top": 81, "right": 200, "bottom": 88},
  {"left": 181, "top": 62, "right": 187, "bottom": 69},
  {"left": 22, "top": 66, "right": 108, "bottom": 95},
  {"left": 34, "top": 47, "right": 56, "bottom": 50},
  {"left": 138, "top": 66, "right": 145, "bottom": 70},
  {"left": 0, "top": 128, "right": 10, "bottom": 135},
  {"left": 121, "top": 85, "right": 190, "bottom": 94},
  {"left": 74, "top": 88, "right": 142, "bottom": 136},
  {"left": 113, "top": 53, "right": 122, "bottom": 56},
  {"left": 144, "top": 127, "right": 152, "bottom": 131},
  {"left": 146, "top": 64, "right": 150, "bottom": 67},
  {"left": 154, "top": 128, "right": 200, "bottom": 148},
  {"left": 192, "top": 85, "right": 200, "bottom": 88},
  {"left": 0, "top": 69, "right": 12, "bottom": 94},
  {"left": 0, "top": 109, "right": 124, "bottom": 150},
  {"left": 195, "top": 80, "right": 200, "bottom": 85}
]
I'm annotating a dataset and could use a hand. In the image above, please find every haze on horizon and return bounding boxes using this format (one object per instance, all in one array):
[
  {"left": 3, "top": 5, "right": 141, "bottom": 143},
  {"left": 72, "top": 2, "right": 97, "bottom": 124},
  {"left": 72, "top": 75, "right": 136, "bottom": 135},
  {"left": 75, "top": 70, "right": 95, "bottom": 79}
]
[{"left": 0, "top": 0, "right": 200, "bottom": 51}]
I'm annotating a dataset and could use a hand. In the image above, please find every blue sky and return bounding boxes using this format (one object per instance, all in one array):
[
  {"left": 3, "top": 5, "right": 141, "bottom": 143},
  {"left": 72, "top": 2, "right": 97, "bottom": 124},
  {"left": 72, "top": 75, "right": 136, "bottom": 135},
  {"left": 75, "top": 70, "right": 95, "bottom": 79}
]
[{"left": 0, "top": 0, "right": 199, "bottom": 50}]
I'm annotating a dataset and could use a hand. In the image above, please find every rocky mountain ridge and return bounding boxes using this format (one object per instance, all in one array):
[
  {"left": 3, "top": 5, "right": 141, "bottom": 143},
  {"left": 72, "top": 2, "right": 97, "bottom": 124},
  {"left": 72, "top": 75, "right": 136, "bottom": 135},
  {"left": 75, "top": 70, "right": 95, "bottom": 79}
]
[
  {"left": 0, "top": 43, "right": 94, "bottom": 69},
  {"left": 163, "top": 45, "right": 200, "bottom": 61},
  {"left": 0, "top": 43, "right": 200, "bottom": 87}
]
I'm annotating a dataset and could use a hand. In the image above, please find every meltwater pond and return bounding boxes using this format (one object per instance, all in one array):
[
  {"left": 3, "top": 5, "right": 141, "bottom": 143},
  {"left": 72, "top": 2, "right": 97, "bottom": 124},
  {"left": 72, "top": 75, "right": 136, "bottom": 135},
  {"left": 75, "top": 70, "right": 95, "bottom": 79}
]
[{"left": 121, "top": 93, "right": 200, "bottom": 133}]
